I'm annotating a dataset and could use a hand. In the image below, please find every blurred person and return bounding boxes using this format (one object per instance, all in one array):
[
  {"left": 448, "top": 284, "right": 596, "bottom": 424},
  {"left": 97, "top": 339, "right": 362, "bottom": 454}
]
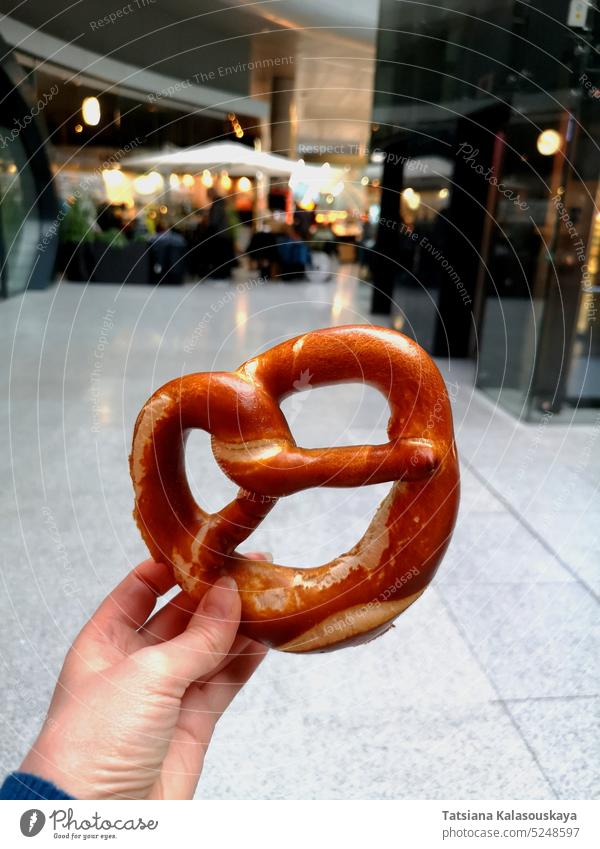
[
  {"left": 205, "top": 187, "right": 237, "bottom": 279},
  {"left": 247, "top": 214, "right": 280, "bottom": 279},
  {"left": 148, "top": 221, "right": 188, "bottom": 285},
  {"left": 276, "top": 224, "right": 310, "bottom": 281},
  {"left": 293, "top": 208, "right": 313, "bottom": 241},
  {"left": 96, "top": 202, "right": 125, "bottom": 233}
]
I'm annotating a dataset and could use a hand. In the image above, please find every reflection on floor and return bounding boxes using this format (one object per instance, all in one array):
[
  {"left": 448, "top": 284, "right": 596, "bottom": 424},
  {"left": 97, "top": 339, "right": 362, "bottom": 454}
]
[{"left": 0, "top": 271, "right": 598, "bottom": 799}]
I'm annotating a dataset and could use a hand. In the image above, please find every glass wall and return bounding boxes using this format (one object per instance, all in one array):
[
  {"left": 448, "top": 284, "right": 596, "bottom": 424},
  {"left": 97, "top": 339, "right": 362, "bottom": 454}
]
[
  {"left": 370, "top": 0, "right": 600, "bottom": 422},
  {"left": 0, "top": 131, "right": 41, "bottom": 296},
  {"left": 0, "top": 36, "right": 58, "bottom": 298}
]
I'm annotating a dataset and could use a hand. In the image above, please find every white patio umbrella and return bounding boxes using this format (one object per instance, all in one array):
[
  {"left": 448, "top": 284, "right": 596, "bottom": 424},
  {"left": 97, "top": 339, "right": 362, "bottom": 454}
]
[
  {"left": 125, "top": 141, "right": 298, "bottom": 176},
  {"left": 122, "top": 140, "right": 343, "bottom": 185}
]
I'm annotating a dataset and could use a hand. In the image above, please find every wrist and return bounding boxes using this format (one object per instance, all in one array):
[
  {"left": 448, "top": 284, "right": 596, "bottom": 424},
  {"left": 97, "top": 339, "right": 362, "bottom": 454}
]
[
  {"left": 20, "top": 738, "right": 72, "bottom": 796},
  {"left": 20, "top": 729, "right": 95, "bottom": 800}
]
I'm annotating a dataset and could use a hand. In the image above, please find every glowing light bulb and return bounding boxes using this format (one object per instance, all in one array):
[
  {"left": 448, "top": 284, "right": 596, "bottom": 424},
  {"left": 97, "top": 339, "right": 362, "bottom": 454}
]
[
  {"left": 82, "top": 96, "right": 101, "bottom": 126},
  {"left": 133, "top": 171, "right": 164, "bottom": 195},
  {"left": 102, "top": 169, "right": 125, "bottom": 188},
  {"left": 537, "top": 129, "right": 561, "bottom": 156},
  {"left": 402, "top": 187, "right": 421, "bottom": 210}
]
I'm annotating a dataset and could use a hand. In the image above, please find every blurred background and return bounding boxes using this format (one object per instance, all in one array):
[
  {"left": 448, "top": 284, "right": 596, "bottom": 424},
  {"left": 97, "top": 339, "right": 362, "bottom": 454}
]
[{"left": 0, "top": 0, "right": 598, "bottom": 800}]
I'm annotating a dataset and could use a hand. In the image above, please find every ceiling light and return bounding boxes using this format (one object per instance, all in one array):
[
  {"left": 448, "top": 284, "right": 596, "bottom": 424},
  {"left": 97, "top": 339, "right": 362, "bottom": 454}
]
[
  {"left": 536, "top": 129, "right": 561, "bottom": 156},
  {"left": 82, "top": 96, "right": 101, "bottom": 126}
]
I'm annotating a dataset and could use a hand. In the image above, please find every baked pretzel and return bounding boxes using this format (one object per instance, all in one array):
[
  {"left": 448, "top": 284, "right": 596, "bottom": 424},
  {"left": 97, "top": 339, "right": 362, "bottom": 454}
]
[{"left": 130, "top": 325, "right": 460, "bottom": 652}]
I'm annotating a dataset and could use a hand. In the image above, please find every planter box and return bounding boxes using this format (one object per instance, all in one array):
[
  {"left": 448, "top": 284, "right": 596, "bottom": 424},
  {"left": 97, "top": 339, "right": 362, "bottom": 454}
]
[
  {"left": 58, "top": 242, "right": 90, "bottom": 281},
  {"left": 87, "top": 242, "right": 150, "bottom": 284},
  {"left": 59, "top": 241, "right": 151, "bottom": 284}
]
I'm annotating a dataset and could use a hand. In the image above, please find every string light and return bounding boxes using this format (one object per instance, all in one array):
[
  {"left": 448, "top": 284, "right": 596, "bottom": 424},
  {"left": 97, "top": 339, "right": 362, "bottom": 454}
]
[
  {"left": 102, "top": 169, "right": 126, "bottom": 188},
  {"left": 228, "top": 112, "right": 244, "bottom": 139},
  {"left": 402, "top": 187, "right": 421, "bottom": 210},
  {"left": 133, "top": 171, "right": 164, "bottom": 195}
]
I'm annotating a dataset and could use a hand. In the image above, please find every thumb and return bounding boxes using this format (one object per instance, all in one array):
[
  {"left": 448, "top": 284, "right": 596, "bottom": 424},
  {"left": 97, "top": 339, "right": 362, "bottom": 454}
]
[{"left": 140, "top": 577, "right": 241, "bottom": 690}]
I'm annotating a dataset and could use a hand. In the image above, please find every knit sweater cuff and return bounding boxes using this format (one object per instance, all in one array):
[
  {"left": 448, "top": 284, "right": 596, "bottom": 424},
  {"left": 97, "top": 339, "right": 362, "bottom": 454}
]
[{"left": 0, "top": 771, "right": 75, "bottom": 800}]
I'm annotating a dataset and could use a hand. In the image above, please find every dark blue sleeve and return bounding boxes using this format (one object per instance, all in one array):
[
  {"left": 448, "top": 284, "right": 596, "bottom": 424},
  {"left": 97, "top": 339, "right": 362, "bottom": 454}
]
[{"left": 0, "top": 771, "right": 75, "bottom": 800}]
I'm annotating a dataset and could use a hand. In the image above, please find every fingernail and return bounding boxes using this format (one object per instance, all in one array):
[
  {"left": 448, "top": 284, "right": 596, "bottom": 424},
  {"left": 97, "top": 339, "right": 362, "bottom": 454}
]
[
  {"left": 263, "top": 552, "right": 274, "bottom": 562},
  {"left": 203, "top": 576, "right": 238, "bottom": 618}
]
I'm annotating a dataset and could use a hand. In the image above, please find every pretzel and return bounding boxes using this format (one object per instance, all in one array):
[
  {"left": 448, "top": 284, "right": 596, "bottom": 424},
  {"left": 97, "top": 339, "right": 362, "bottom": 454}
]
[{"left": 130, "top": 325, "right": 460, "bottom": 652}]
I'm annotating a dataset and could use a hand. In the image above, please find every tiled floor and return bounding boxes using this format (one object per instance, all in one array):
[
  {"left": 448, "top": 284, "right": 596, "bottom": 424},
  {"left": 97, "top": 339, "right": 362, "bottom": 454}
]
[{"left": 0, "top": 270, "right": 598, "bottom": 799}]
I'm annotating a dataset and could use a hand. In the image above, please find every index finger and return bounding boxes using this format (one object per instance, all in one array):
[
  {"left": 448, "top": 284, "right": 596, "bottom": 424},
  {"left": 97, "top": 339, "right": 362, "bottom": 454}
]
[{"left": 90, "top": 559, "right": 176, "bottom": 632}]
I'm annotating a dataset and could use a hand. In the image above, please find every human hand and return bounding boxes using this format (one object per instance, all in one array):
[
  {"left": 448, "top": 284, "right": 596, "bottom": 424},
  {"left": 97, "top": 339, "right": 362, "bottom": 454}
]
[{"left": 20, "top": 557, "right": 268, "bottom": 799}]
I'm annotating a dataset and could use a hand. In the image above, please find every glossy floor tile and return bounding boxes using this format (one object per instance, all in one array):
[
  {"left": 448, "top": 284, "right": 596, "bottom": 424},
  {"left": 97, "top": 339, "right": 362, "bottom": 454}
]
[
  {"left": 1, "top": 273, "right": 598, "bottom": 799},
  {"left": 506, "top": 697, "right": 600, "bottom": 800}
]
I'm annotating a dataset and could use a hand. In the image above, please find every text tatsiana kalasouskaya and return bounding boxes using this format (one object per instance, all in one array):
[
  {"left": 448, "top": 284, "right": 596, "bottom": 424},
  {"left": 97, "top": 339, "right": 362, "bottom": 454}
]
[{"left": 442, "top": 811, "right": 577, "bottom": 823}]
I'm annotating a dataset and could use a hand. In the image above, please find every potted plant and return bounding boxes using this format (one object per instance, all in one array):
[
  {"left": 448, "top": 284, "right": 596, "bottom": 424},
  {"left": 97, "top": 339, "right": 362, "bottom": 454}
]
[{"left": 57, "top": 195, "right": 95, "bottom": 280}]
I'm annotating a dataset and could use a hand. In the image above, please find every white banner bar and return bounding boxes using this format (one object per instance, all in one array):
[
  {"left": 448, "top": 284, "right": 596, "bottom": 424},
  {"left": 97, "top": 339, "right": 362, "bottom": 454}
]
[{"left": 1, "top": 799, "right": 598, "bottom": 848}]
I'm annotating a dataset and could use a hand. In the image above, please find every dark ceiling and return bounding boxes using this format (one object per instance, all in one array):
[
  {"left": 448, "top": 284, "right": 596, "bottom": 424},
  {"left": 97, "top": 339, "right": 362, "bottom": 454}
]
[{"left": 0, "top": 0, "right": 278, "bottom": 95}]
